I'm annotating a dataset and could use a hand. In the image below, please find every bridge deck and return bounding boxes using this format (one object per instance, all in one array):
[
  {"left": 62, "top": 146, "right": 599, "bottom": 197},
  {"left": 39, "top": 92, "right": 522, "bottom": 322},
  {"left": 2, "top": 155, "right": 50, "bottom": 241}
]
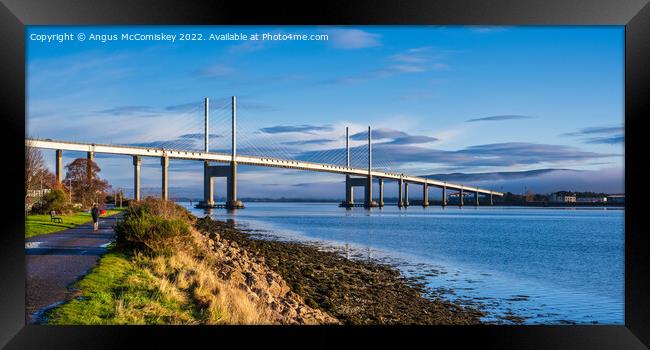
[{"left": 26, "top": 138, "right": 504, "bottom": 196}]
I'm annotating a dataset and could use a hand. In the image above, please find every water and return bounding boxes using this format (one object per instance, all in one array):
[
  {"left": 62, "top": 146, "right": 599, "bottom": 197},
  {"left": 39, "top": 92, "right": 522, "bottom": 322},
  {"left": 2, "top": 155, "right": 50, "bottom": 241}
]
[{"left": 181, "top": 202, "right": 624, "bottom": 324}]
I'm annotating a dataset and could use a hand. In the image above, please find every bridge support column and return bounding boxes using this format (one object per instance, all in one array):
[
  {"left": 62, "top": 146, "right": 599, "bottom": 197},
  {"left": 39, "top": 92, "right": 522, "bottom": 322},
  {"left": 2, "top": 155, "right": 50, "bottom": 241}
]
[
  {"left": 364, "top": 176, "right": 376, "bottom": 208},
  {"left": 87, "top": 151, "right": 94, "bottom": 184},
  {"left": 55, "top": 149, "right": 63, "bottom": 186},
  {"left": 226, "top": 161, "right": 244, "bottom": 209},
  {"left": 133, "top": 156, "right": 141, "bottom": 201},
  {"left": 378, "top": 178, "right": 384, "bottom": 207},
  {"left": 459, "top": 188, "right": 464, "bottom": 207},
  {"left": 404, "top": 182, "right": 409, "bottom": 207},
  {"left": 490, "top": 193, "right": 494, "bottom": 205},
  {"left": 398, "top": 178, "right": 404, "bottom": 207},
  {"left": 198, "top": 163, "right": 243, "bottom": 209},
  {"left": 202, "top": 161, "right": 214, "bottom": 207},
  {"left": 343, "top": 175, "right": 354, "bottom": 206},
  {"left": 475, "top": 191, "right": 479, "bottom": 206},
  {"left": 364, "top": 126, "right": 375, "bottom": 208},
  {"left": 161, "top": 156, "right": 169, "bottom": 201},
  {"left": 422, "top": 183, "right": 429, "bottom": 207},
  {"left": 442, "top": 186, "right": 447, "bottom": 207}
]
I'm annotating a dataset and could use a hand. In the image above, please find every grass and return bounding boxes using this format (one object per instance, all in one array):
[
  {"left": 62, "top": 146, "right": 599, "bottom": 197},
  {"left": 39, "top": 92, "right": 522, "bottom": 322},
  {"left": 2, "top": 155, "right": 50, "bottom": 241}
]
[
  {"left": 45, "top": 199, "right": 268, "bottom": 325},
  {"left": 46, "top": 238, "right": 267, "bottom": 325},
  {"left": 25, "top": 208, "right": 125, "bottom": 239},
  {"left": 46, "top": 252, "right": 196, "bottom": 325}
]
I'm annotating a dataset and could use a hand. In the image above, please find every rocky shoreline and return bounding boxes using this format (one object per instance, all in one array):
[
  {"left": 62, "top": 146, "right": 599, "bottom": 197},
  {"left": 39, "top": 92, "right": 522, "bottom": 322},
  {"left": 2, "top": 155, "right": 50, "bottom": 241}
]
[{"left": 196, "top": 216, "right": 485, "bottom": 325}]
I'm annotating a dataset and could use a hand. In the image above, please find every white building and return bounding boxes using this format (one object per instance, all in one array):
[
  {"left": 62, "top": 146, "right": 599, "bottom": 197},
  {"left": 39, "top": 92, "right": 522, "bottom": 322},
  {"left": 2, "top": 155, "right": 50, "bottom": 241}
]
[
  {"left": 551, "top": 194, "right": 576, "bottom": 203},
  {"left": 576, "top": 197, "right": 608, "bottom": 203},
  {"left": 606, "top": 194, "right": 625, "bottom": 203}
]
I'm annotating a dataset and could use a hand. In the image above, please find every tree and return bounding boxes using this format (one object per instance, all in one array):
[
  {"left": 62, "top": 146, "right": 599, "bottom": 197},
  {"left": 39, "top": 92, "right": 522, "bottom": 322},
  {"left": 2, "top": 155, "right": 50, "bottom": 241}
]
[
  {"left": 64, "top": 158, "right": 111, "bottom": 208},
  {"left": 25, "top": 147, "right": 55, "bottom": 209},
  {"left": 525, "top": 190, "right": 535, "bottom": 202},
  {"left": 31, "top": 188, "right": 71, "bottom": 214}
]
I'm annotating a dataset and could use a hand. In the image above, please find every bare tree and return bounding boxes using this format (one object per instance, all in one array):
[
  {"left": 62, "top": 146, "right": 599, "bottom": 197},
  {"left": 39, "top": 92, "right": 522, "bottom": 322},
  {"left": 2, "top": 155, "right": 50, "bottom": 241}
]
[{"left": 25, "top": 147, "right": 55, "bottom": 210}]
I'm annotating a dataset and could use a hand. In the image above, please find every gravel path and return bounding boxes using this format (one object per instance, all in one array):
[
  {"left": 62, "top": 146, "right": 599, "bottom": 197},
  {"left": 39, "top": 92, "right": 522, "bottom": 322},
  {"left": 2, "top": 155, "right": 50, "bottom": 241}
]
[{"left": 25, "top": 214, "right": 121, "bottom": 324}]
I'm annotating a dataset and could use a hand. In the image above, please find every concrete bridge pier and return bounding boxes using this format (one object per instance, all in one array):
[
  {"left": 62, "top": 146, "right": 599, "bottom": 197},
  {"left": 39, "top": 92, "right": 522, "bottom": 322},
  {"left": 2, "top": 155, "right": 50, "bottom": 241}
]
[
  {"left": 490, "top": 193, "right": 494, "bottom": 205},
  {"left": 422, "top": 183, "right": 429, "bottom": 207},
  {"left": 226, "top": 162, "right": 244, "bottom": 209},
  {"left": 364, "top": 175, "right": 374, "bottom": 208},
  {"left": 404, "top": 182, "right": 410, "bottom": 207},
  {"left": 378, "top": 178, "right": 384, "bottom": 207},
  {"left": 199, "top": 163, "right": 244, "bottom": 209},
  {"left": 201, "top": 161, "right": 214, "bottom": 207},
  {"left": 161, "top": 156, "right": 169, "bottom": 200},
  {"left": 475, "top": 190, "right": 480, "bottom": 206},
  {"left": 398, "top": 178, "right": 404, "bottom": 207},
  {"left": 86, "top": 151, "right": 94, "bottom": 184},
  {"left": 343, "top": 175, "right": 354, "bottom": 206},
  {"left": 133, "top": 156, "right": 141, "bottom": 201},
  {"left": 459, "top": 188, "right": 464, "bottom": 207},
  {"left": 442, "top": 186, "right": 447, "bottom": 207},
  {"left": 55, "top": 149, "right": 63, "bottom": 186},
  {"left": 341, "top": 176, "right": 375, "bottom": 207}
]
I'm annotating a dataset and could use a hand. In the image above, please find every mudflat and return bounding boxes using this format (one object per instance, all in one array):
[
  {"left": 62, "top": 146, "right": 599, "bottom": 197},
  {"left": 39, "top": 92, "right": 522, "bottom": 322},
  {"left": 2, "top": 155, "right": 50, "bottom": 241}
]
[{"left": 196, "top": 217, "right": 484, "bottom": 325}]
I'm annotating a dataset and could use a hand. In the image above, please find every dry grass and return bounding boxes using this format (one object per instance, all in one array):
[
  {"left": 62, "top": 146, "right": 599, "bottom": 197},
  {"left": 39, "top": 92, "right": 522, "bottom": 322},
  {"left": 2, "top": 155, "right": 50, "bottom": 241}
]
[
  {"left": 137, "top": 241, "right": 269, "bottom": 325},
  {"left": 48, "top": 198, "right": 270, "bottom": 325}
]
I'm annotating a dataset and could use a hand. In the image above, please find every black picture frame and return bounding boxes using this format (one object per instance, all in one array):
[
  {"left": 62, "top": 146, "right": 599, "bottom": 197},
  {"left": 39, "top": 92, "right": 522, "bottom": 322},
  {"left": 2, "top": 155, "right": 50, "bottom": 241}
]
[{"left": 1, "top": 0, "right": 648, "bottom": 348}]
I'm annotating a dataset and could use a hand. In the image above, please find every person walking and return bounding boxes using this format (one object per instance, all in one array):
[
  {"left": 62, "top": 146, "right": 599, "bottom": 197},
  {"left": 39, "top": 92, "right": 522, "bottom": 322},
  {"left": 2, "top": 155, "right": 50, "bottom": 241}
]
[{"left": 91, "top": 203, "right": 100, "bottom": 231}]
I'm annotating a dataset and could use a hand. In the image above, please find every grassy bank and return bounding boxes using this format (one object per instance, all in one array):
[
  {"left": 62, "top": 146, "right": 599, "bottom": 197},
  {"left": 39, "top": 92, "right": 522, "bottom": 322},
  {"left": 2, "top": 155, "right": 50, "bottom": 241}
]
[
  {"left": 25, "top": 209, "right": 125, "bottom": 239},
  {"left": 45, "top": 199, "right": 335, "bottom": 325},
  {"left": 47, "top": 250, "right": 263, "bottom": 325}
]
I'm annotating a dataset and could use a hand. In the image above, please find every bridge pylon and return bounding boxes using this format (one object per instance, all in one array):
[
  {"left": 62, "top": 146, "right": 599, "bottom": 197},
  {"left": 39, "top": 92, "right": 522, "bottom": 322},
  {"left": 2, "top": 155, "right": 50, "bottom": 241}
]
[{"left": 197, "top": 96, "right": 244, "bottom": 209}]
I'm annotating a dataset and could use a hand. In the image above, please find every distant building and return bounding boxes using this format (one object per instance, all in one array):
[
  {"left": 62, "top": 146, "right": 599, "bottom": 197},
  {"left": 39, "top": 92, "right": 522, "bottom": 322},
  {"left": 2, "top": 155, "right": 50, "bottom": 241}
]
[
  {"left": 576, "top": 197, "right": 608, "bottom": 203},
  {"left": 607, "top": 194, "right": 625, "bottom": 204},
  {"left": 551, "top": 194, "right": 576, "bottom": 203},
  {"left": 26, "top": 188, "right": 51, "bottom": 198}
]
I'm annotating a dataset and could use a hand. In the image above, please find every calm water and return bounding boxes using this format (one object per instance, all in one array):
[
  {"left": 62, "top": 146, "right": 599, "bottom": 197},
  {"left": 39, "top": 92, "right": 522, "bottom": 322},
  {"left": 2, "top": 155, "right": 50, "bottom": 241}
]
[{"left": 181, "top": 202, "right": 624, "bottom": 324}]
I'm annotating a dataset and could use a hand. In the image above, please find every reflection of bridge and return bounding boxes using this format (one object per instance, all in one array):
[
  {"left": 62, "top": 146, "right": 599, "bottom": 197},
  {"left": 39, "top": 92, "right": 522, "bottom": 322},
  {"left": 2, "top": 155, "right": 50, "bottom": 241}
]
[{"left": 26, "top": 96, "right": 503, "bottom": 209}]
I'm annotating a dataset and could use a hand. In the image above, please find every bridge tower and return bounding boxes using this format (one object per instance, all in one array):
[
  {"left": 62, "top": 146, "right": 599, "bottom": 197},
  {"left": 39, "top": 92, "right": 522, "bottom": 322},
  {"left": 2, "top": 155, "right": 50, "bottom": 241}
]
[
  {"left": 199, "top": 96, "right": 244, "bottom": 209},
  {"left": 340, "top": 126, "right": 376, "bottom": 208},
  {"left": 364, "top": 126, "right": 377, "bottom": 208},
  {"left": 343, "top": 126, "right": 354, "bottom": 207},
  {"left": 226, "top": 96, "right": 244, "bottom": 209}
]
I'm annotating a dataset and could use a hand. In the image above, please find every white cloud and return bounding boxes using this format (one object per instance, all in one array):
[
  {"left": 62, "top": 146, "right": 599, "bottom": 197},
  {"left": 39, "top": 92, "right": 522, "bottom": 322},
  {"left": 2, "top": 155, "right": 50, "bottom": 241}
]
[
  {"left": 325, "top": 29, "right": 381, "bottom": 49},
  {"left": 201, "top": 64, "right": 236, "bottom": 77}
]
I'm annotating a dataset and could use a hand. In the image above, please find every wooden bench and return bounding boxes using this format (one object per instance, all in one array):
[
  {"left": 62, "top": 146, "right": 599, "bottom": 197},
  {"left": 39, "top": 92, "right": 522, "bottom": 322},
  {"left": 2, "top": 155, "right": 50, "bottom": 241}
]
[{"left": 50, "top": 211, "right": 63, "bottom": 223}]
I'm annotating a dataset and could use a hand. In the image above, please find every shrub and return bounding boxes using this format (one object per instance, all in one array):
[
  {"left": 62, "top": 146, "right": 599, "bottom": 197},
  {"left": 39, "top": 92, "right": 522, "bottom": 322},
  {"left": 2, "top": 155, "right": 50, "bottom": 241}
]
[
  {"left": 115, "top": 198, "right": 193, "bottom": 256},
  {"left": 129, "top": 197, "right": 195, "bottom": 223},
  {"left": 31, "top": 188, "right": 74, "bottom": 214}
]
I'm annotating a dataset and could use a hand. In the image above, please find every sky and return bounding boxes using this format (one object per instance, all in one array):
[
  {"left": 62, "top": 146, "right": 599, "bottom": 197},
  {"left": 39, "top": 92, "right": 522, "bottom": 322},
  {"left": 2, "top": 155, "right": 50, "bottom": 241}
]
[{"left": 26, "top": 26, "right": 625, "bottom": 200}]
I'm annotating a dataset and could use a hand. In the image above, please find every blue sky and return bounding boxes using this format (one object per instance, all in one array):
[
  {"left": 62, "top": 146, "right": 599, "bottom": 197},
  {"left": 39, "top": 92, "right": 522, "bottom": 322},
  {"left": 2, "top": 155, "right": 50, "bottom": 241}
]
[{"left": 27, "top": 26, "right": 624, "bottom": 199}]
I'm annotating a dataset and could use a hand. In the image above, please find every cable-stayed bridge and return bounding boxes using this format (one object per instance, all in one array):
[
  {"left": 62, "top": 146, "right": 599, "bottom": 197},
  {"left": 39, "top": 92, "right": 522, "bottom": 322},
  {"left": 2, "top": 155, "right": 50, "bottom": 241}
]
[{"left": 26, "top": 96, "right": 503, "bottom": 208}]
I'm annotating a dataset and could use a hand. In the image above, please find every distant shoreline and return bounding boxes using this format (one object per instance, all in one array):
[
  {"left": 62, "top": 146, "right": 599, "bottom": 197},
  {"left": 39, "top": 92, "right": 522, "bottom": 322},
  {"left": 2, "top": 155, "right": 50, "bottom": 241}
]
[{"left": 173, "top": 198, "right": 624, "bottom": 208}]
